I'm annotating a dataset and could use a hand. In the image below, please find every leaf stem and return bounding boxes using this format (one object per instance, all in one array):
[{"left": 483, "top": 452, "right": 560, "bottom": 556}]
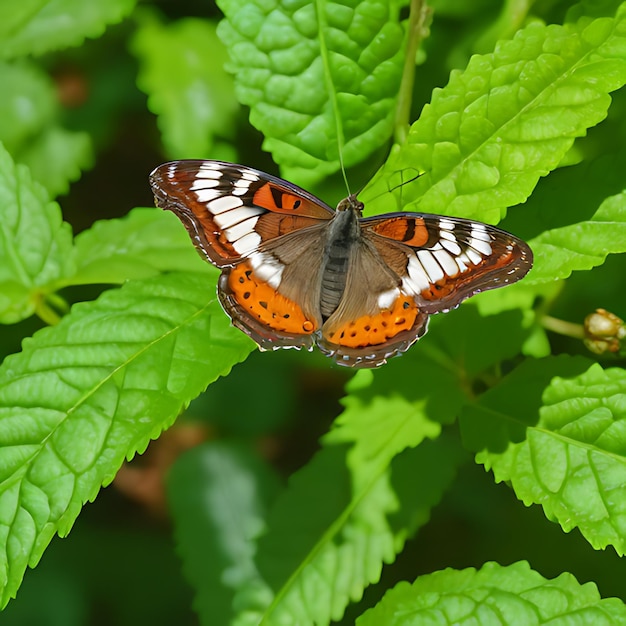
[
  {"left": 35, "top": 291, "right": 69, "bottom": 325},
  {"left": 394, "top": 0, "right": 431, "bottom": 145},
  {"left": 541, "top": 315, "right": 585, "bottom": 340},
  {"left": 315, "top": 0, "right": 350, "bottom": 191}
]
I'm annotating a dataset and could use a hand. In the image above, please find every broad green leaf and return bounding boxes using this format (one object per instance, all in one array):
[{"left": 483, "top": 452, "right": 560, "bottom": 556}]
[
  {"left": 363, "top": 7, "right": 626, "bottom": 222},
  {"left": 132, "top": 14, "right": 240, "bottom": 161},
  {"left": 243, "top": 352, "right": 471, "bottom": 625},
  {"left": 0, "top": 61, "right": 55, "bottom": 153},
  {"left": 467, "top": 358, "right": 626, "bottom": 553},
  {"left": 168, "top": 441, "right": 280, "bottom": 626},
  {"left": 0, "top": 61, "right": 92, "bottom": 196},
  {"left": 357, "top": 561, "right": 626, "bottom": 625},
  {"left": 501, "top": 147, "right": 626, "bottom": 284},
  {"left": 460, "top": 355, "right": 593, "bottom": 453},
  {"left": 216, "top": 0, "right": 405, "bottom": 183},
  {"left": 0, "top": 143, "right": 74, "bottom": 323},
  {"left": 528, "top": 190, "right": 626, "bottom": 283},
  {"left": 246, "top": 437, "right": 462, "bottom": 625},
  {"left": 18, "top": 128, "right": 93, "bottom": 198},
  {"left": 0, "top": 272, "right": 254, "bottom": 607},
  {"left": 0, "top": 0, "right": 137, "bottom": 59},
  {"left": 70, "top": 208, "right": 209, "bottom": 286}
]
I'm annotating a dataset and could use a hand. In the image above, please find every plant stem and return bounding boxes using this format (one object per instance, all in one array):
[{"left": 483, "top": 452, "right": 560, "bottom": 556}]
[
  {"left": 541, "top": 315, "right": 585, "bottom": 339},
  {"left": 394, "top": 0, "right": 431, "bottom": 145},
  {"left": 35, "top": 291, "right": 69, "bottom": 326}
]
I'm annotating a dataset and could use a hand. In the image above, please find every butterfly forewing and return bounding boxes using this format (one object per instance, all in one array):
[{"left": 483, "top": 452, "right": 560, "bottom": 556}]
[
  {"left": 150, "top": 160, "right": 334, "bottom": 267},
  {"left": 362, "top": 213, "right": 533, "bottom": 313}
]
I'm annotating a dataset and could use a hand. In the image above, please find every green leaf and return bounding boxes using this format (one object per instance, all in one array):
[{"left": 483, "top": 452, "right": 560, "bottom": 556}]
[
  {"left": 0, "top": 61, "right": 92, "bottom": 196},
  {"left": 498, "top": 146, "right": 626, "bottom": 284},
  {"left": 528, "top": 189, "right": 626, "bottom": 283},
  {"left": 132, "top": 13, "right": 240, "bottom": 160},
  {"left": 168, "top": 441, "right": 280, "bottom": 625},
  {"left": 0, "top": 0, "right": 137, "bottom": 59},
  {"left": 0, "top": 142, "right": 74, "bottom": 323},
  {"left": 70, "top": 208, "right": 209, "bottom": 286},
  {"left": 357, "top": 561, "right": 626, "bottom": 625},
  {"left": 18, "top": 128, "right": 93, "bottom": 198},
  {"left": 467, "top": 359, "right": 626, "bottom": 554},
  {"left": 216, "top": 0, "right": 405, "bottom": 182},
  {"left": 0, "top": 272, "right": 254, "bottom": 607},
  {"left": 460, "top": 355, "right": 593, "bottom": 453},
  {"left": 246, "top": 436, "right": 462, "bottom": 625},
  {"left": 240, "top": 354, "right": 471, "bottom": 624},
  {"left": 363, "top": 7, "right": 626, "bottom": 222},
  {"left": 0, "top": 61, "right": 55, "bottom": 152}
]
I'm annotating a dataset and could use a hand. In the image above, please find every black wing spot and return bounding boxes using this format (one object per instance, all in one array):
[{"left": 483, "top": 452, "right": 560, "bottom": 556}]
[{"left": 270, "top": 185, "right": 283, "bottom": 209}]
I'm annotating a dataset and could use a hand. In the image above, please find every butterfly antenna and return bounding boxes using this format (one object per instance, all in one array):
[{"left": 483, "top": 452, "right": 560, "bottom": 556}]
[
  {"left": 389, "top": 170, "right": 423, "bottom": 194},
  {"left": 337, "top": 136, "right": 352, "bottom": 196}
]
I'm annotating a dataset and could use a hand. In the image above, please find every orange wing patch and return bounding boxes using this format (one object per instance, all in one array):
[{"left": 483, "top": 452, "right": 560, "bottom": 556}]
[
  {"left": 227, "top": 260, "right": 318, "bottom": 335},
  {"left": 253, "top": 183, "right": 333, "bottom": 218},
  {"left": 324, "top": 293, "right": 419, "bottom": 348},
  {"left": 370, "top": 217, "right": 429, "bottom": 247}
]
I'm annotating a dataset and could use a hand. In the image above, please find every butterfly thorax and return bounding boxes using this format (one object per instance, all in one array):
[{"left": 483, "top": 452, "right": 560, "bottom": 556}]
[{"left": 318, "top": 198, "right": 364, "bottom": 319}]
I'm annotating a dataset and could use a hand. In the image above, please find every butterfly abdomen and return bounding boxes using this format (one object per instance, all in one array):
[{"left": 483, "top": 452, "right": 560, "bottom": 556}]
[{"left": 319, "top": 208, "right": 361, "bottom": 319}]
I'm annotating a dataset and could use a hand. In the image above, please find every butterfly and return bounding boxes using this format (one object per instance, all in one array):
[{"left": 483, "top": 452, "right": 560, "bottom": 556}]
[{"left": 150, "top": 160, "right": 533, "bottom": 368}]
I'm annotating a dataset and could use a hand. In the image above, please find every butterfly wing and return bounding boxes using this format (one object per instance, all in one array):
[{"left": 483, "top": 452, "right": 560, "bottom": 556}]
[
  {"left": 316, "top": 211, "right": 532, "bottom": 367},
  {"left": 317, "top": 234, "right": 431, "bottom": 367},
  {"left": 150, "top": 160, "right": 335, "bottom": 351},
  {"left": 361, "top": 212, "right": 533, "bottom": 312},
  {"left": 150, "top": 160, "right": 335, "bottom": 267}
]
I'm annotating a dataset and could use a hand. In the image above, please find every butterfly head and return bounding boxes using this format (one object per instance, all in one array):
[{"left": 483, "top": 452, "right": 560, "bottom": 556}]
[{"left": 337, "top": 193, "right": 364, "bottom": 216}]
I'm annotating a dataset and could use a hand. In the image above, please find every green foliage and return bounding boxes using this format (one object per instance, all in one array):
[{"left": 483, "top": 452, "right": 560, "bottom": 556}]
[
  {"left": 167, "top": 441, "right": 281, "bottom": 624},
  {"left": 0, "top": 272, "right": 253, "bottom": 605},
  {"left": 0, "top": 0, "right": 137, "bottom": 59},
  {"left": 0, "top": 61, "right": 92, "bottom": 196},
  {"left": 0, "top": 0, "right": 626, "bottom": 624},
  {"left": 364, "top": 7, "right": 626, "bottom": 222},
  {"left": 216, "top": 0, "right": 406, "bottom": 184},
  {"left": 476, "top": 361, "right": 626, "bottom": 553},
  {"left": 71, "top": 208, "right": 208, "bottom": 285},
  {"left": 0, "top": 144, "right": 74, "bottom": 323},
  {"left": 357, "top": 561, "right": 626, "bottom": 625},
  {"left": 133, "top": 12, "right": 240, "bottom": 161}
]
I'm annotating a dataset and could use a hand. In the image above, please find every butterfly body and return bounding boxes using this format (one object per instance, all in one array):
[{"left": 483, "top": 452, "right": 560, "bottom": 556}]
[{"left": 150, "top": 160, "right": 533, "bottom": 368}]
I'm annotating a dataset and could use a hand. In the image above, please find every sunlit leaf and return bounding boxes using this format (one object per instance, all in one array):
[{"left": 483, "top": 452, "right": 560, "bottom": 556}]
[
  {"left": 358, "top": 561, "right": 626, "bottom": 625},
  {"left": 216, "top": 0, "right": 405, "bottom": 183},
  {"left": 71, "top": 208, "right": 209, "bottom": 286},
  {"left": 364, "top": 8, "right": 626, "bottom": 222},
  {"left": 0, "top": 143, "right": 74, "bottom": 323},
  {"left": 0, "top": 272, "right": 253, "bottom": 607}
]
